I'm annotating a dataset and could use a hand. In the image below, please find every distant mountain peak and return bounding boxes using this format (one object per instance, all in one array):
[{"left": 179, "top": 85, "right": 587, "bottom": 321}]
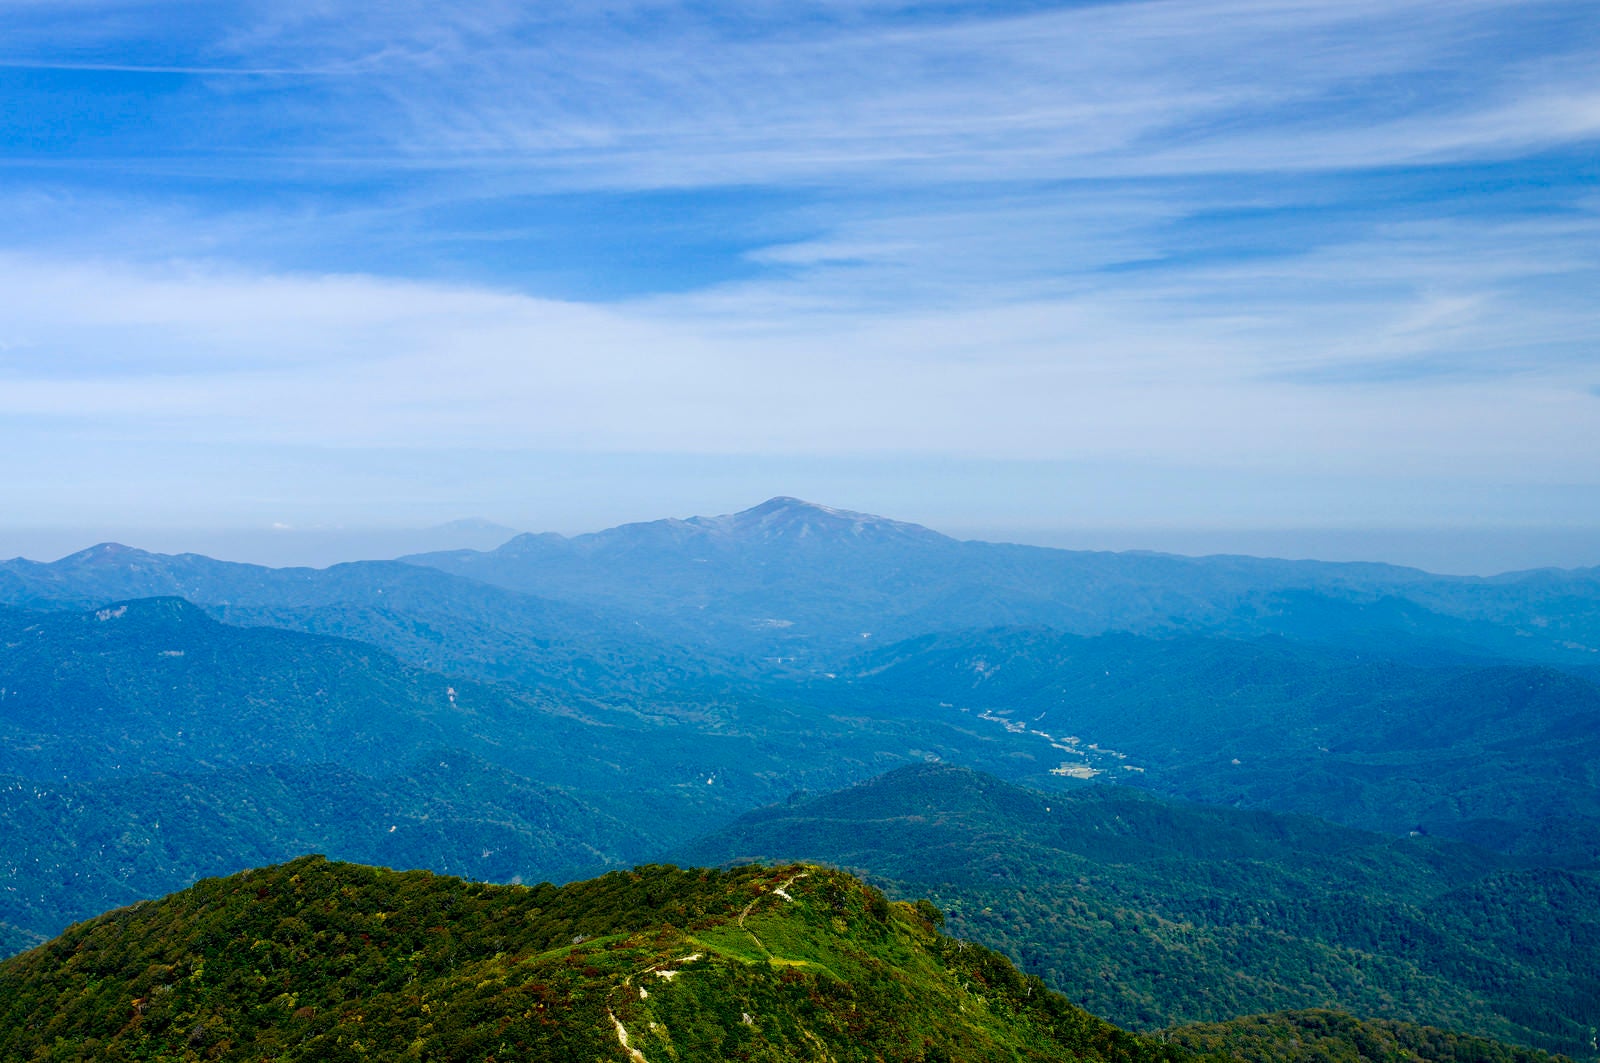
[
  {"left": 692, "top": 497, "right": 953, "bottom": 546},
  {"left": 65, "top": 542, "right": 158, "bottom": 565},
  {"left": 738, "top": 496, "right": 884, "bottom": 519},
  {"left": 428, "top": 518, "right": 521, "bottom": 536}
]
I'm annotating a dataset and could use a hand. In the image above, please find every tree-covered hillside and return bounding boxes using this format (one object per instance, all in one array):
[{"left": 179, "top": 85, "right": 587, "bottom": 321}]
[
  {"left": 676, "top": 764, "right": 1600, "bottom": 1057},
  {"left": 0, "top": 919, "right": 44, "bottom": 958},
  {"left": 0, "top": 597, "right": 517, "bottom": 780},
  {"left": 0, "top": 753, "right": 648, "bottom": 938},
  {"left": 0, "top": 543, "right": 717, "bottom": 698},
  {"left": 0, "top": 857, "right": 1572, "bottom": 1063},
  {"left": 1168, "top": 1011, "right": 1580, "bottom": 1063},
  {"left": 837, "top": 628, "right": 1600, "bottom": 860},
  {"left": 0, "top": 856, "right": 1178, "bottom": 1063}
]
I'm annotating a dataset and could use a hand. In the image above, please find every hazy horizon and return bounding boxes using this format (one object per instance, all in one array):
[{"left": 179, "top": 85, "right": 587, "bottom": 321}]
[{"left": 3, "top": 504, "right": 1594, "bottom": 577}]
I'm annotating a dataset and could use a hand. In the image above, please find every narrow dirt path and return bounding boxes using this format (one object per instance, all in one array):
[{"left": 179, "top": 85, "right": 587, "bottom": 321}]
[
  {"left": 608, "top": 1010, "right": 648, "bottom": 1063},
  {"left": 736, "top": 871, "right": 808, "bottom": 955}
]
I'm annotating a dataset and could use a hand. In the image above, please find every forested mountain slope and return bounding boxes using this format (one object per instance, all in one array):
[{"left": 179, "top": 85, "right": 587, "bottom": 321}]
[
  {"left": 0, "top": 857, "right": 1177, "bottom": 1063},
  {"left": 0, "top": 857, "right": 1571, "bottom": 1063},
  {"left": 836, "top": 628, "right": 1600, "bottom": 860},
  {"left": 0, "top": 753, "right": 648, "bottom": 937},
  {"left": 0, "top": 599, "right": 1138, "bottom": 943},
  {"left": 0, "top": 544, "right": 709, "bottom": 697},
  {"left": 677, "top": 764, "right": 1600, "bottom": 1057}
]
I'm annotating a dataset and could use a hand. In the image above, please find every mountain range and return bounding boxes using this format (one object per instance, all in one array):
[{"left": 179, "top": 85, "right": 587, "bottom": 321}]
[
  {"left": 3, "top": 497, "right": 1598, "bottom": 1059},
  {"left": 400, "top": 497, "right": 1600, "bottom": 668},
  {"left": 12, "top": 497, "right": 1598, "bottom": 674}
]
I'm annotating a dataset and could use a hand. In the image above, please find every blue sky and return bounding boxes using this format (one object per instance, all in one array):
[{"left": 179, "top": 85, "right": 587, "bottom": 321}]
[{"left": 1, "top": 0, "right": 1597, "bottom": 572}]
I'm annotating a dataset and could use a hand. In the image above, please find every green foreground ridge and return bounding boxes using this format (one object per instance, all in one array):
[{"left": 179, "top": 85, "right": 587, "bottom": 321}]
[{"left": 0, "top": 857, "right": 1572, "bottom": 1063}]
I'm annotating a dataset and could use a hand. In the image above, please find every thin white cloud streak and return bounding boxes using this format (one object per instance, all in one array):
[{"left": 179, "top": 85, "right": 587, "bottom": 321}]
[
  {"left": 181, "top": 0, "right": 1599, "bottom": 186},
  {"left": 1, "top": 237, "right": 1595, "bottom": 483},
  {"left": 664, "top": 193, "right": 1600, "bottom": 388},
  {"left": 7, "top": 0, "right": 1591, "bottom": 187},
  {"left": 0, "top": 59, "right": 363, "bottom": 77}
]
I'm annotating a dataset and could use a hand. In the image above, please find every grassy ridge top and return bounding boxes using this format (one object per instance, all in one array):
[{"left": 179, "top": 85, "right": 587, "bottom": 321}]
[{"left": 0, "top": 856, "right": 1172, "bottom": 1062}]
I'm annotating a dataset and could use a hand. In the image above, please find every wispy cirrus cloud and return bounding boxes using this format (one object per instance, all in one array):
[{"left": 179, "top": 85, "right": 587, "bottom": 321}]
[
  {"left": 214, "top": 0, "right": 1600, "bottom": 183},
  {"left": 6, "top": 0, "right": 1595, "bottom": 183}
]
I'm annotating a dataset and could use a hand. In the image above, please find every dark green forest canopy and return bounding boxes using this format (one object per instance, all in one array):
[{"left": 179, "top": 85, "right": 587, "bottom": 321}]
[
  {"left": 677, "top": 764, "right": 1600, "bottom": 1058},
  {"left": 836, "top": 627, "right": 1600, "bottom": 861},
  {"left": 1168, "top": 1010, "right": 1580, "bottom": 1063},
  {"left": 0, "top": 919, "right": 45, "bottom": 958},
  {"left": 0, "top": 857, "right": 1175, "bottom": 1063},
  {"left": 0, "top": 857, "right": 1575, "bottom": 1063}
]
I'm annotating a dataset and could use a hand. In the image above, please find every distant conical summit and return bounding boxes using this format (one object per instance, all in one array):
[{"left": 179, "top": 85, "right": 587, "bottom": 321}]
[{"left": 692, "top": 496, "right": 953, "bottom": 546}]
